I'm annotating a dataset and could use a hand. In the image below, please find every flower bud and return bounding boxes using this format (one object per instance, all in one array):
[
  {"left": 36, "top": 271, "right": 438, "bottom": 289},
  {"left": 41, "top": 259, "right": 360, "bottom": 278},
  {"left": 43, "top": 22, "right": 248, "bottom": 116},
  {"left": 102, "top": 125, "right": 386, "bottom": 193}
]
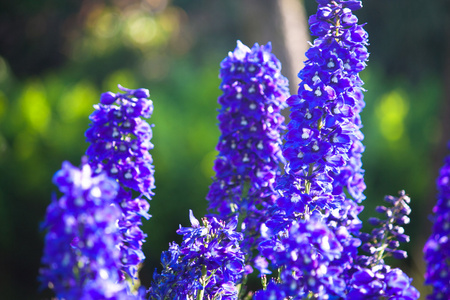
[{"left": 100, "top": 92, "right": 116, "bottom": 105}]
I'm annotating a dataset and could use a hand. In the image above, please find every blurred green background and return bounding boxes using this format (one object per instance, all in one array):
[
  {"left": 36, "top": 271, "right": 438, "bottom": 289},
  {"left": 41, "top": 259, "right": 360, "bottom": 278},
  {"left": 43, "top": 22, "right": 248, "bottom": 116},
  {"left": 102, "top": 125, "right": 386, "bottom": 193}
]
[{"left": 0, "top": 0, "right": 448, "bottom": 299}]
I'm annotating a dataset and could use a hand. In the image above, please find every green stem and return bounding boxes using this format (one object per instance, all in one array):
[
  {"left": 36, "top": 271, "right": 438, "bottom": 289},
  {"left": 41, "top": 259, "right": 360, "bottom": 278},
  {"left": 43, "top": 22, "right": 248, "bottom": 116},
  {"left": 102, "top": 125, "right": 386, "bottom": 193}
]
[
  {"left": 197, "top": 265, "right": 208, "bottom": 300},
  {"left": 197, "top": 288, "right": 205, "bottom": 300},
  {"left": 304, "top": 163, "right": 314, "bottom": 194}
]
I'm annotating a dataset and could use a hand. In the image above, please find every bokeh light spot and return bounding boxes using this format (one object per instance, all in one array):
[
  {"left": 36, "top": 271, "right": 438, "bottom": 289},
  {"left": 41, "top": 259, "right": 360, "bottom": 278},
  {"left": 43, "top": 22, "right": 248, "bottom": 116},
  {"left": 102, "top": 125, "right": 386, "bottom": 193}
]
[
  {"left": 126, "top": 13, "right": 157, "bottom": 46},
  {"left": 58, "top": 81, "right": 98, "bottom": 121},
  {"left": 375, "top": 90, "right": 409, "bottom": 141},
  {"left": 19, "top": 82, "right": 50, "bottom": 133}
]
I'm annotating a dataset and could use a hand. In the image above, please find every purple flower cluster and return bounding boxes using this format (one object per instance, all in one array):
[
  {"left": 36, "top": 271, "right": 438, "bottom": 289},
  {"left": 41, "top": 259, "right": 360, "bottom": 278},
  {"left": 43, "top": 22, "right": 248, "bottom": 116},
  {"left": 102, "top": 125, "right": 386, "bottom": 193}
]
[
  {"left": 360, "top": 191, "right": 412, "bottom": 263},
  {"left": 39, "top": 161, "right": 136, "bottom": 299},
  {"left": 347, "top": 191, "right": 419, "bottom": 299},
  {"left": 261, "top": 0, "right": 370, "bottom": 290},
  {"left": 277, "top": 0, "right": 369, "bottom": 222},
  {"left": 258, "top": 0, "right": 420, "bottom": 298},
  {"left": 424, "top": 147, "right": 450, "bottom": 300},
  {"left": 347, "top": 266, "right": 420, "bottom": 299},
  {"left": 257, "top": 217, "right": 345, "bottom": 299},
  {"left": 148, "top": 211, "right": 245, "bottom": 300},
  {"left": 85, "top": 85, "right": 155, "bottom": 281},
  {"left": 206, "top": 41, "right": 289, "bottom": 254}
]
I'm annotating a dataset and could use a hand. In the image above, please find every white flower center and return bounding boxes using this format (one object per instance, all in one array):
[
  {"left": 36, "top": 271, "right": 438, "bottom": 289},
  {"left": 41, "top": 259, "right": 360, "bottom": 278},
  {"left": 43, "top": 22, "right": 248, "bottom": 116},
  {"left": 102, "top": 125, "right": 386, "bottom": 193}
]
[
  {"left": 123, "top": 120, "right": 131, "bottom": 128},
  {"left": 110, "top": 165, "right": 118, "bottom": 174},
  {"left": 327, "top": 59, "right": 335, "bottom": 68},
  {"left": 314, "top": 87, "right": 322, "bottom": 97},
  {"left": 305, "top": 110, "right": 312, "bottom": 119},
  {"left": 312, "top": 72, "right": 320, "bottom": 82},
  {"left": 333, "top": 134, "right": 339, "bottom": 143},
  {"left": 312, "top": 141, "right": 319, "bottom": 152},
  {"left": 344, "top": 60, "right": 351, "bottom": 70},
  {"left": 112, "top": 127, "right": 120, "bottom": 138}
]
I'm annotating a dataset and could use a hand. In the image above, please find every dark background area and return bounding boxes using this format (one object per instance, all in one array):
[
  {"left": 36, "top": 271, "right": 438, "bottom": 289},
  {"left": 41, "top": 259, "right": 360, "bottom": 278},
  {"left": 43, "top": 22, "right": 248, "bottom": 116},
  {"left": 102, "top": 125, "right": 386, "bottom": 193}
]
[{"left": 0, "top": 0, "right": 448, "bottom": 299}]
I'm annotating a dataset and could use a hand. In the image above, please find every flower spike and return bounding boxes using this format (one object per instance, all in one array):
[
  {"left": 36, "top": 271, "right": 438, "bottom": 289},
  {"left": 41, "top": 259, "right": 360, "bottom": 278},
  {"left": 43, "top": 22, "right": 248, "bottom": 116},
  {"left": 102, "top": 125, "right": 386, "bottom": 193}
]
[
  {"left": 207, "top": 41, "right": 289, "bottom": 258},
  {"left": 39, "top": 161, "right": 137, "bottom": 299},
  {"left": 85, "top": 85, "right": 155, "bottom": 282}
]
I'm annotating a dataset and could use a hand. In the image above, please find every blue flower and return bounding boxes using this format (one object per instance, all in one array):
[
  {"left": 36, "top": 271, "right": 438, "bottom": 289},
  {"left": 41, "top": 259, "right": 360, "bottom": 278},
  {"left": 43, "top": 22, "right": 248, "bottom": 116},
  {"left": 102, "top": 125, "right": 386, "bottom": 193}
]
[
  {"left": 262, "top": 3, "right": 369, "bottom": 292},
  {"left": 85, "top": 85, "right": 155, "bottom": 282},
  {"left": 258, "top": 217, "right": 345, "bottom": 299},
  {"left": 207, "top": 41, "right": 289, "bottom": 259},
  {"left": 347, "top": 266, "right": 419, "bottom": 299},
  {"left": 39, "top": 160, "right": 140, "bottom": 299},
  {"left": 148, "top": 211, "right": 245, "bottom": 300},
  {"left": 348, "top": 191, "right": 419, "bottom": 299},
  {"left": 258, "top": 1, "right": 416, "bottom": 298},
  {"left": 358, "top": 191, "right": 412, "bottom": 265},
  {"left": 424, "top": 145, "right": 450, "bottom": 300},
  {"left": 273, "top": 0, "right": 369, "bottom": 231}
]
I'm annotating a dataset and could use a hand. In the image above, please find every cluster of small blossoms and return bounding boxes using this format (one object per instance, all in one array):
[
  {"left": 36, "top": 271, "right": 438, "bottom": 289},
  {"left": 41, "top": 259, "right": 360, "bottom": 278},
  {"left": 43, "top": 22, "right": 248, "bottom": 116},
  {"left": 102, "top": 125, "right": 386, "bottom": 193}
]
[
  {"left": 260, "top": 0, "right": 370, "bottom": 295},
  {"left": 347, "top": 267, "right": 420, "bottom": 300},
  {"left": 85, "top": 85, "right": 155, "bottom": 281},
  {"left": 256, "top": 217, "right": 345, "bottom": 299},
  {"left": 347, "top": 191, "right": 419, "bottom": 299},
  {"left": 310, "top": 0, "right": 371, "bottom": 289},
  {"left": 148, "top": 211, "right": 245, "bottom": 300},
  {"left": 206, "top": 41, "right": 289, "bottom": 255},
  {"left": 256, "top": 1, "right": 419, "bottom": 298},
  {"left": 277, "top": 0, "right": 369, "bottom": 223},
  {"left": 423, "top": 146, "right": 450, "bottom": 300},
  {"left": 360, "top": 191, "right": 411, "bottom": 263},
  {"left": 39, "top": 161, "right": 138, "bottom": 299}
]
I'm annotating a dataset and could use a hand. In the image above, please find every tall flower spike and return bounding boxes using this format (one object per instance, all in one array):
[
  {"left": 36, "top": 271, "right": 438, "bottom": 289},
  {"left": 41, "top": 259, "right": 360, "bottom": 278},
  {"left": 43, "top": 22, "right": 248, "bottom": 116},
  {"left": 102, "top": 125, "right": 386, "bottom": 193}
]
[
  {"left": 424, "top": 144, "right": 450, "bottom": 300},
  {"left": 347, "top": 191, "right": 419, "bottom": 299},
  {"left": 39, "top": 161, "right": 139, "bottom": 299},
  {"left": 85, "top": 85, "right": 155, "bottom": 282},
  {"left": 260, "top": 0, "right": 372, "bottom": 296},
  {"left": 263, "top": 0, "right": 369, "bottom": 288},
  {"left": 206, "top": 41, "right": 289, "bottom": 256},
  {"left": 148, "top": 211, "right": 245, "bottom": 300},
  {"left": 360, "top": 191, "right": 412, "bottom": 264},
  {"left": 273, "top": 0, "right": 369, "bottom": 227}
]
